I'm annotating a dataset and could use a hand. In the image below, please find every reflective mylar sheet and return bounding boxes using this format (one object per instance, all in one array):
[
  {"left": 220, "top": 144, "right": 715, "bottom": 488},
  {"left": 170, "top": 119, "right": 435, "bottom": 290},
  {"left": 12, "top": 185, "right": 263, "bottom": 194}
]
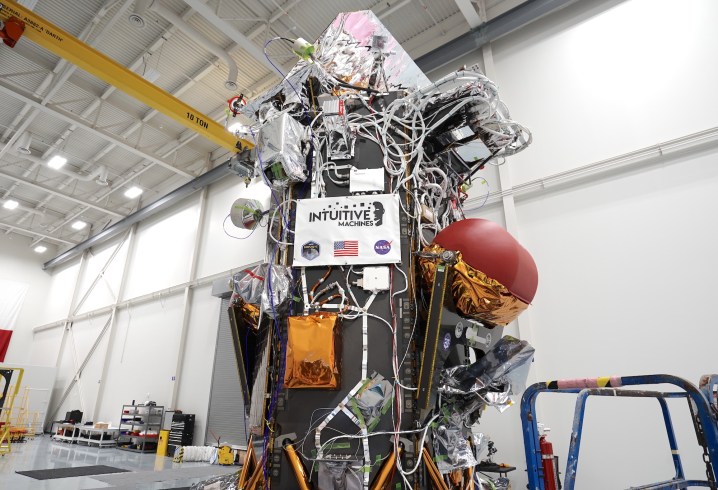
[
  {"left": 189, "top": 472, "right": 238, "bottom": 490},
  {"left": 439, "top": 335, "right": 534, "bottom": 397},
  {"left": 241, "top": 10, "right": 430, "bottom": 119},
  {"left": 420, "top": 244, "right": 529, "bottom": 326},
  {"left": 284, "top": 312, "right": 341, "bottom": 389},
  {"left": 432, "top": 410, "right": 478, "bottom": 474},
  {"left": 232, "top": 264, "right": 293, "bottom": 319},
  {"left": 257, "top": 112, "right": 307, "bottom": 186}
]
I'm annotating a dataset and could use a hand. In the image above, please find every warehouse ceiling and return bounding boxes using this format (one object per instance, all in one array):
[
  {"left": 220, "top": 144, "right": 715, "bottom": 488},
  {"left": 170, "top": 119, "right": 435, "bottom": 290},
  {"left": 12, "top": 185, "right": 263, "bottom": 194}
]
[{"left": 0, "top": 0, "right": 519, "bottom": 253}]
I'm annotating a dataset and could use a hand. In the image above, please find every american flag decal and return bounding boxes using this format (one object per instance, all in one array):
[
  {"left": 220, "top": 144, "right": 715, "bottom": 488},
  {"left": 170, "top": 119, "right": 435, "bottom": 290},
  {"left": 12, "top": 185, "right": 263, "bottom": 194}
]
[{"left": 333, "top": 240, "right": 359, "bottom": 257}]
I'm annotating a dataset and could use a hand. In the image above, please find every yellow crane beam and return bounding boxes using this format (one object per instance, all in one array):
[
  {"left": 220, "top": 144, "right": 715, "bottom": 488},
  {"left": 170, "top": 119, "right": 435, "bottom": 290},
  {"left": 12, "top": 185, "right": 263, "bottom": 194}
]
[{"left": 0, "top": 1, "right": 250, "bottom": 152}]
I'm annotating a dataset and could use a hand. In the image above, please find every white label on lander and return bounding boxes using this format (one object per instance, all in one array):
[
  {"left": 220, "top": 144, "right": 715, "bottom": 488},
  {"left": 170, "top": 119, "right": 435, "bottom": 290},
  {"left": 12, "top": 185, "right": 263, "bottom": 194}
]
[
  {"left": 350, "top": 167, "right": 385, "bottom": 194},
  {"left": 293, "top": 194, "right": 401, "bottom": 266}
]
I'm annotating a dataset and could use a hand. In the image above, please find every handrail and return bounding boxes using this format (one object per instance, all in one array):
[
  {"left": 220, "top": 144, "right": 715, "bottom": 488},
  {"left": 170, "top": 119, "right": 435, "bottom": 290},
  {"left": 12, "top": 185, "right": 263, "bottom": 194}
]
[{"left": 521, "top": 374, "right": 718, "bottom": 490}]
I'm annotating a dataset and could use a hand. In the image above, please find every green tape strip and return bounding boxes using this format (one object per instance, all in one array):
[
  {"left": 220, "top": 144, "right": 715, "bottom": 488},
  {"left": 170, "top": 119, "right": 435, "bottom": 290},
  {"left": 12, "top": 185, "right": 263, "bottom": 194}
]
[{"left": 332, "top": 442, "right": 351, "bottom": 449}]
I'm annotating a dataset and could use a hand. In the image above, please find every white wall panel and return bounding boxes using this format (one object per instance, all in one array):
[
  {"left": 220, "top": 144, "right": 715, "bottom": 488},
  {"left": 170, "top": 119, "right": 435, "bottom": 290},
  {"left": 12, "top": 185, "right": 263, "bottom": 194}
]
[
  {"left": 48, "top": 330, "right": 82, "bottom": 422},
  {"left": 50, "top": 314, "right": 112, "bottom": 423},
  {"left": 490, "top": 0, "right": 718, "bottom": 186},
  {"left": 94, "top": 294, "right": 184, "bottom": 425},
  {"left": 511, "top": 146, "right": 718, "bottom": 487},
  {"left": 0, "top": 234, "right": 53, "bottom": 363},
  {"left": 36, "top": 261, "right": 80, "bottom": 328},
  {"left": 75, "top": 236, "right": 130, "bottom": 315},
  {"left": 174, "top": 284, "right": 221, "bottom": 444},
  {"left": 27, "top": 328, "right": 63, "bottom": 367},
  {"left": 196, "top": 177, "right": 270, "bottom": 279},
  {"left": 465, "top": 202, "right": 505, "bottom": 227},
  {"left": 123, "top": 197, "right": 199, "bottom": 299}
]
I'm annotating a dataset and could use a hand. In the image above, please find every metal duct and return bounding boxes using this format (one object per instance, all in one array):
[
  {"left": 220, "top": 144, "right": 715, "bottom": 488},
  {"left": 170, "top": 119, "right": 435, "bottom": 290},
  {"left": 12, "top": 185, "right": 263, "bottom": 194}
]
[
  {"left": 181, "top": 0, "right": 276, "bottom": 74},
  {"left": 43, "top": 162, "right": 233, "bottom": 270},
  {"left": 149, "top": 2, "right": 239, "bottom": 91},
  {"left": 14, "top": 132, "right": 32, "bottom": 154}
]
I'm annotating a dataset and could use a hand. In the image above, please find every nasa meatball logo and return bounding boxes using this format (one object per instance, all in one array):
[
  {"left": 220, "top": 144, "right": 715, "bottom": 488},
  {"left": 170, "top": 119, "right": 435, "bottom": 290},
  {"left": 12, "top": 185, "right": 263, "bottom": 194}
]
[
  {"left": 455, "top": 321, "right": 464, "bottom": 338},
  {"left": 442, "top": 333, "right": 451, "bottom": 351},
  {"left": 374, "top": 240, "right": 391, "bottom": 255},
  {"left": 301, "top": 241, "right": 320, "bottom": 261}
]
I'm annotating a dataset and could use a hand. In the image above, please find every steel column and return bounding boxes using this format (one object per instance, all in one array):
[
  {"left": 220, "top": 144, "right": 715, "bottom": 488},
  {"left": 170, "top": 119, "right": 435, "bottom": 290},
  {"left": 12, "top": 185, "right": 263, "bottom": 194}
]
[
  {"left": 169, "top": 183, "right": 209, "bottom": 408},
  {"left": 92, "top": 224, "right": 138, "bottom": 421},
  {"left": 46, "top": 229, "right": 133, "bottom": 424},
  {"left": 71, "top": 228, "right": 132, "bottom": 315},
  {"left": 46, "top": 249, "right": 89, "bottom": 429},
  {"left": 46, "top": 313, "right": 114, "bottom": 423}
]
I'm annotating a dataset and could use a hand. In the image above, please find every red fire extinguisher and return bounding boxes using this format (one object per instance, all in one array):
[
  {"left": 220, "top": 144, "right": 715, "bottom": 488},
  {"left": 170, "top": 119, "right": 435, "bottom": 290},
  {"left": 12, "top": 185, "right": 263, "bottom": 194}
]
[{"left": 539, "top": 424, "right": 561, "bottom": 490}]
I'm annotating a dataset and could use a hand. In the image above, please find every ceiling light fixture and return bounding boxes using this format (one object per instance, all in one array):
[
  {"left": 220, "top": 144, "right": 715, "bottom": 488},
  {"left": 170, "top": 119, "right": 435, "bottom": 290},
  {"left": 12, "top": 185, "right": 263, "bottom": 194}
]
[
  {"left": 71, "top": 220, "right": 87, "bottom": 230},
  {"left": 227, "top": 122, "right": 252, "bottom": 138},
  {"left": 142, "top": 68, "right": 161, "bottom": 83},
  {"left": 34, "top": 245, "right": 47, "bottom": 253},
  {"left": 3, "top": 200, "right": 19, "bottom": 210},
  {"left": 47, "top": 155, "right": 67, "bottom": 169},
  {"left": 227, "top": 122, "right": 244, "bottom": 133},
  {"left": 124, "top": 186, "right": 143, "bottom": 198}
]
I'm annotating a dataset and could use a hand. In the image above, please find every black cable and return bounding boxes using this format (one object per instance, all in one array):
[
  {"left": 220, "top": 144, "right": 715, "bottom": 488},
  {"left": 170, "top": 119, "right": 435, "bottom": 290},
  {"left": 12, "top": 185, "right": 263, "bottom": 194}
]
[{"left": 467, "top": 148, "right": 501, "bottom": 179}]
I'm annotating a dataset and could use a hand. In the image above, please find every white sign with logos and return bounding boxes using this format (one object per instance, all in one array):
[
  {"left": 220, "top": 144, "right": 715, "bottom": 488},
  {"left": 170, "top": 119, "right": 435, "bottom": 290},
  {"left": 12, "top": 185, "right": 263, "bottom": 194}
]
[{"left": 292, "top": 194, "right": 402, "bottom": 266}]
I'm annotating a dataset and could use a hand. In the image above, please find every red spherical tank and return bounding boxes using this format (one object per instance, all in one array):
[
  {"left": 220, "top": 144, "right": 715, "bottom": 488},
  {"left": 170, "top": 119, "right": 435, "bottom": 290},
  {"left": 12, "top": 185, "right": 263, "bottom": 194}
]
[{"left": 433, "top": 218, "right": 538, "bottom": 303}]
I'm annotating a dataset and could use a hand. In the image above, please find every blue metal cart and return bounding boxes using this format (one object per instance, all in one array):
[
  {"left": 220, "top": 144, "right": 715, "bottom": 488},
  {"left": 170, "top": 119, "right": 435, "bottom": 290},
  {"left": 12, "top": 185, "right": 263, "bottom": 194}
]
[{"left": 521, "top": 374, "right": 718, "bottom": 490}]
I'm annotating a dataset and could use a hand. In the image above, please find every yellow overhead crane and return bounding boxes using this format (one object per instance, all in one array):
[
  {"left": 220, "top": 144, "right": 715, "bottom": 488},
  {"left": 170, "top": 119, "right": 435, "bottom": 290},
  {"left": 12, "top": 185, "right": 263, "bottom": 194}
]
[{"left": 0, "top": 0, "right": 251, "bottom": 152}]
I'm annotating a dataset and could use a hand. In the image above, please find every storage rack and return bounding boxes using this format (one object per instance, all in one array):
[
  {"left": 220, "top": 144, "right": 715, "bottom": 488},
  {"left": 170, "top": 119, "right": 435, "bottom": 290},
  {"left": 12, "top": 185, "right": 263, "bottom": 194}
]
[
  {"left": 117, "top": 404, "right": 164, "bottom": 453},
  {"left": 51, "top": 423, "right": 79, "bottom": 444},
  {"left": 76, "top": 426, "right": 119, "bottom": 448}
]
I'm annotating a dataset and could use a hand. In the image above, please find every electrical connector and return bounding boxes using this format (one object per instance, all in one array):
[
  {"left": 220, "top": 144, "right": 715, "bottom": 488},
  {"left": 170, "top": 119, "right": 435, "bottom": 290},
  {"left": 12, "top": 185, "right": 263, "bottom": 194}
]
[
  {"left": 361, "top": 266, "right": 390, "bottom": 292},
  {"left": 420, "top": 204, "right": 436, "bottom": 224},
  {"left": 292, "top": 37, "right": 315, "bottom": 60}
]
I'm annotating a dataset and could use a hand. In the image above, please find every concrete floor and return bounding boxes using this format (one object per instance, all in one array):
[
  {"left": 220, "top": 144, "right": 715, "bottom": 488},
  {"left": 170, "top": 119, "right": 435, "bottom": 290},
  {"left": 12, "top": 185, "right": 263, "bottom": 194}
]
[{"left": 0, "top": 435, "right": 231, "bottom": 489}]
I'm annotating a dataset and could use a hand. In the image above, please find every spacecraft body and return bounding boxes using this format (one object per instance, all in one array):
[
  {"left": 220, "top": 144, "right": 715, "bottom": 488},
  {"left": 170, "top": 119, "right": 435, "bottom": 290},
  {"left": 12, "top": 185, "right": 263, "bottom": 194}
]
[{"left": 223, "top": 10, "right": 537, "bottom": 490}]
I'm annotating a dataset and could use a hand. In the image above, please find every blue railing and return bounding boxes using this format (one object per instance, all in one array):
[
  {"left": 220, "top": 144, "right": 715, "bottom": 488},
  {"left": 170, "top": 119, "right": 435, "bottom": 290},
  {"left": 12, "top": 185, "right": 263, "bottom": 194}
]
[{"left": 521, "top": 374, "right": 718, "bottom": 490}]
